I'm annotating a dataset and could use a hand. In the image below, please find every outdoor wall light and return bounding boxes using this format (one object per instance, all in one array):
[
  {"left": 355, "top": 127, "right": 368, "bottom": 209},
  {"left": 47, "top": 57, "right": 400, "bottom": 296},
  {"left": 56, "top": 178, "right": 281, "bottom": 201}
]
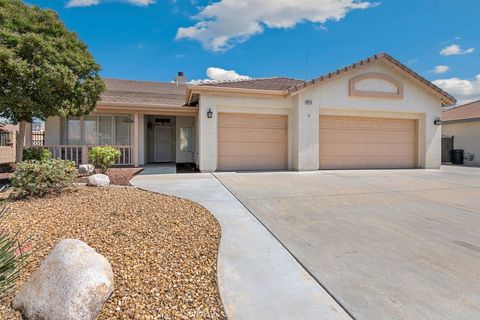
[
  {"left": 433, "top": 117, "right": 442, "bottom": 126},
  {"left": 124, "top": 118, "right": 134, "bottom": 124},
  {"left": 207, "top": 108, "right": 213, "bottom": 119}
]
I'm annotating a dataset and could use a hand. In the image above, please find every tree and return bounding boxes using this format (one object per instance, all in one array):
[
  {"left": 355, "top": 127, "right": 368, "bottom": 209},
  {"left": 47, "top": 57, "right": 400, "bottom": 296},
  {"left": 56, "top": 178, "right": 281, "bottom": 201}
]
[{"left": 0, "top": 0, "right": 105, "bottom": 161}]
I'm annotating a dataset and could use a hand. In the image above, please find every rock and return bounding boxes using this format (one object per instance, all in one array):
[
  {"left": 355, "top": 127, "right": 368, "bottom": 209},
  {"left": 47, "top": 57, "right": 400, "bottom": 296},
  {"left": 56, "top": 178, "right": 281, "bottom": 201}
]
[
  {"left": 13, "top": 239, "right": 114, "bottom": 320},
  {"left": 78, "top": 164, "right": 95, "bottom": 175},
  {"left": 87, "top": 173, "right": 110, "bottom": 187}
]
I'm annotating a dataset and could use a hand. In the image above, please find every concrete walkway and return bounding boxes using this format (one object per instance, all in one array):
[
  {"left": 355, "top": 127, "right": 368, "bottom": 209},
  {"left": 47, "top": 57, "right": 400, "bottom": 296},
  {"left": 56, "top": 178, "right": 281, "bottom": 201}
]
[{"left": 130, "top": 173, "right": 351, "bottom": 320}]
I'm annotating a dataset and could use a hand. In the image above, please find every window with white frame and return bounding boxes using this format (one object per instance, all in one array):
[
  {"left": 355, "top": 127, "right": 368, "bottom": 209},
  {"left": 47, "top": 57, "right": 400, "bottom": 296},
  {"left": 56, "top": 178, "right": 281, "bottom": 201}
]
[
  {"left": 67, "top": 117, "right": 81, "bottom": 145},
  {"left": 115, "top": 116, "right": 131, "bottom": 145},
  {"left": 64, "top": 115, "right": 131, "bottom": 146},
  {"left": 84, "top": 116, "right": 97, "bottom": 145},
  {"left": 179, "top": 126, "right": 193, "bottom": 152}
]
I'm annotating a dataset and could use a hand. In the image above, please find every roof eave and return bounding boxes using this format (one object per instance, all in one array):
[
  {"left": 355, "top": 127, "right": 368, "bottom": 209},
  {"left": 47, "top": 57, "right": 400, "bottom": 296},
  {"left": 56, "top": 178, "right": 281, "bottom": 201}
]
[
  {"left": 187, "top": 85, "right": 289, "bottom": 97},
  {"left": 97, "top": 101, "right": 191, "bottom": 109}
]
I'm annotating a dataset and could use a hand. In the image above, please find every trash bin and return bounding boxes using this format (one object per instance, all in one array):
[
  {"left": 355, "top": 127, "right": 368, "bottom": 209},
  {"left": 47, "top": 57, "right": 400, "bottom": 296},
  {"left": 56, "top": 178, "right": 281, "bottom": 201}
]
[{"left": 451, "top": 149, "right": 464, "bottom": 165}]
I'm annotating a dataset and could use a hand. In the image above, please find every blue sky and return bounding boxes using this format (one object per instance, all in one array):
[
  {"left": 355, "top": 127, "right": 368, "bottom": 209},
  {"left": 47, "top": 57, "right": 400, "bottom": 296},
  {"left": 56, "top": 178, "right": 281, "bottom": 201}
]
[{"left": 25, "top": 0, "right": 480, "bottom": 104}]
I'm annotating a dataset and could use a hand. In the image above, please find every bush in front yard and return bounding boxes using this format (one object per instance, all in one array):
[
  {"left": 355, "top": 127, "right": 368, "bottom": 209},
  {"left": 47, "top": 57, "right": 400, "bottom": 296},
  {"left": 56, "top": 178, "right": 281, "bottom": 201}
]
[
  {"left": 22, "top": 148, "right": 51, "bottom": 162},
  {"left": 11, "top": 159, "right": 76, "bottom": 198},
  {"left": 88, "top": 146, "right": 120, "bottom": 174}
]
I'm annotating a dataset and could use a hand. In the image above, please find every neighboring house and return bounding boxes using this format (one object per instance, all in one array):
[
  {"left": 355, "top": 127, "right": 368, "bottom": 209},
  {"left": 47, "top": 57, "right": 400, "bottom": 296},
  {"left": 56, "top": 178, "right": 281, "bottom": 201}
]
[
  {"left": 0, "top": 123, "right": 17, "bottom": 164},
  {"left": 442, "top": 100, "right": 480, "bottom": 165},
  {"left": 44, "top": 52, "right": 455, "bottom": 171}
]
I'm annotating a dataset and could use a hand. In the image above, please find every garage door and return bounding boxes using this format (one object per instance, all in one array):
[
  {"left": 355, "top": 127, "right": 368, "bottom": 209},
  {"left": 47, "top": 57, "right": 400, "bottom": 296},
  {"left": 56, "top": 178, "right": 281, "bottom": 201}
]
[
  {"left": 218, "top": 113, "right": 288, "bottom": 171},
  {"left": 319, "top": 116, "right": 417, "bottom": 169}
]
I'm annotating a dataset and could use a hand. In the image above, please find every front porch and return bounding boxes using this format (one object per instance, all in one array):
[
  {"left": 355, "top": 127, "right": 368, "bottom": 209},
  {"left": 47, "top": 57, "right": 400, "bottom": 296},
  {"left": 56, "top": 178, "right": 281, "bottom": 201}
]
[{"left": 43, "top": 109, "right": 198, "bottom": 168}]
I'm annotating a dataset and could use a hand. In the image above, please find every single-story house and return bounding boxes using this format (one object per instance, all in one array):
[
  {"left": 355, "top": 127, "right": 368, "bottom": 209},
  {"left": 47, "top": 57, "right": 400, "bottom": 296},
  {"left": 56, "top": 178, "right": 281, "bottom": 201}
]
[
  {"left": 42, "top": 52, "right": 455, "bottom": 172},
  {"left": 442, "top": 100, "right": 480, "bottom": 165},
  {"left": 0, "top": 123, "right": 17, "bottom": 164}
]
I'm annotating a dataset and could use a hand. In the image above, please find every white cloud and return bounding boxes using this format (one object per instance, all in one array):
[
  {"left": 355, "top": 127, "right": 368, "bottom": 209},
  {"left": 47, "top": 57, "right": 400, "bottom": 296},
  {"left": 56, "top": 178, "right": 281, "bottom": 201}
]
[
  {"left": 177, "top": 0, "right": 378, "bottom": 52},
  {"left": 66, "top": 0, "right": 154, "bottom": 7},
  {"left": 440, "top": 44, "right": 475, "bottom": 56},
  {"left": 430, "top": 65, "right": 450, "bottom": 74},
  {"left": 189, "top": 67, "right": 251, "bottom": 84},
  {"left": 433, "top": 75, "right": 480, "bottom": 105}
]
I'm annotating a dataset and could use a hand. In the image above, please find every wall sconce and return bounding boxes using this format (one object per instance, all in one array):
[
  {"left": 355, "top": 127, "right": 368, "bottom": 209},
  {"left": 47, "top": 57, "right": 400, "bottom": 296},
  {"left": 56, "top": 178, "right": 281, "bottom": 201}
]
[
  {"left": 124, "top": 117, "right": 134, "bottom": 124},
  {"left": 433, "top": 117, "right": 442, "bottom": 126},
  {"left": 207, "top": 108, "right": 213, "bottom": 119}
]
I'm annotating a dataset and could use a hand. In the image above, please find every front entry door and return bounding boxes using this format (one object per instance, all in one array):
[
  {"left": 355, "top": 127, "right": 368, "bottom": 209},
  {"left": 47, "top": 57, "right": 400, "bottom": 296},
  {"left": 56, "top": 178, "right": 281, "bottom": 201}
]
[{"left": 154, "top": 126, "right": 172, "bottom": 162}]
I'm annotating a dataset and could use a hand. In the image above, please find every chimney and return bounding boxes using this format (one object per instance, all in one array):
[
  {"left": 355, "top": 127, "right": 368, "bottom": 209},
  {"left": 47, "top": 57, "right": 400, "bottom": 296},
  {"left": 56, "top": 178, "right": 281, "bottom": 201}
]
[{"left": 175, "top": 71, "right": 186, "bottom": 85}]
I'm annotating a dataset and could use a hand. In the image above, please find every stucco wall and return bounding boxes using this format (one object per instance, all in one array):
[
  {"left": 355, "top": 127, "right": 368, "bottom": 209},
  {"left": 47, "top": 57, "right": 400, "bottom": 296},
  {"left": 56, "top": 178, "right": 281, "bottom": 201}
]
[
  {"left": 197, "top": 60, "right": 445, "bottom": 172},
  {"left": 298, "top": 61, "right": 443, "bottom": 169},
  {"left": 198, "top": 94, "right": 294, "bottom": 172},
  {"left": 443, "top": 121, "right": 480, "bottom": 165}
]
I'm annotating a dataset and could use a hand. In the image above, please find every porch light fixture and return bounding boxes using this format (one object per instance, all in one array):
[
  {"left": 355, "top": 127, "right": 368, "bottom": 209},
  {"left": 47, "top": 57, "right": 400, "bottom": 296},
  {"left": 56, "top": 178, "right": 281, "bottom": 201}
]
[
  {"left": 124, "top": 118, "right": 134, "bottom": 124},
  {"left": 433, "top": 117, "right": 442, "bottom": 126},
  {"left": 207, "top": 108, "right": 213, "bottom": 119}
]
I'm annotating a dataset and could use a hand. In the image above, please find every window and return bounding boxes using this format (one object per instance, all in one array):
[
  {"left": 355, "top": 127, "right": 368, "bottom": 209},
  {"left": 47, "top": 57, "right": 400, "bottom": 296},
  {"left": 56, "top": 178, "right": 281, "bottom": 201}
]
[
  {"left": 179, "top": 126, "right": 193, "bottom": 152},
  {"left": 115, "top": 116, "right": 131, "bottom": 145},
  {"left": 0, "top": 131, "right": 11, "bottom": 146},
  {"left": 98, "top": 116, "right": 113, "bottom": 145},
  {"left": 67, "top": 117, "right": 81, "bottom": 145},
  {"left": 64, "top": 115, "right": 131, "bottom": 146},
  {"left": 84, "top": 116, "right": 97, "bottom": 145}
]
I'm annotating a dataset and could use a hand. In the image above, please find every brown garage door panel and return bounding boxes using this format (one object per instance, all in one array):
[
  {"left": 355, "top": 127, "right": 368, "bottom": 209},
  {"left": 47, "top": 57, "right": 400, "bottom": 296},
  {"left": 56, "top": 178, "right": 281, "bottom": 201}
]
[
  {"left": 218, "top": 127, "right": 288, "bottom": 143},
  {"left": 218, "top": 113, "right": 288, "bottom": 171},
  {"left": 319, "top": 116, "right": 417, "bottom": 170}
]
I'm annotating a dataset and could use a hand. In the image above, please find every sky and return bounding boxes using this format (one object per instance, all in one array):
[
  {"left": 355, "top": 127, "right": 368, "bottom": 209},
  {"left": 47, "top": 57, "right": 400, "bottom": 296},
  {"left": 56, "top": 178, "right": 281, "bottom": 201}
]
[{"left": 24, "top": 0, "right": 480, "bottom": 104}]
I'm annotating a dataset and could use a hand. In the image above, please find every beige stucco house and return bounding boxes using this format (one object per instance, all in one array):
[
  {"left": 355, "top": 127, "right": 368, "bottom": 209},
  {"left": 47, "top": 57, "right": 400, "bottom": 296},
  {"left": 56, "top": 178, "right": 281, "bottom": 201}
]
[
  {"left": 442, "top": 100, "right": 480, "bottom": 166},
  {"left": 43, "top": 52, "right": 455, "bottom": 171}
]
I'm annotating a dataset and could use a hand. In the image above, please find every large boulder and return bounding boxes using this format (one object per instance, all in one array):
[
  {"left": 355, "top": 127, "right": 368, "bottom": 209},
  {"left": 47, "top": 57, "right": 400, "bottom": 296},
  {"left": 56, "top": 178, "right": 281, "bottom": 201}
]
[
  {"left": 87, "top": 173, "right": 110, "bottom": 187},
  {"left": 13, "top": 239, "right": 114, "bottom": 320},
  {"left": 78, "top": 164, "right": 95, "bottom": 175}
]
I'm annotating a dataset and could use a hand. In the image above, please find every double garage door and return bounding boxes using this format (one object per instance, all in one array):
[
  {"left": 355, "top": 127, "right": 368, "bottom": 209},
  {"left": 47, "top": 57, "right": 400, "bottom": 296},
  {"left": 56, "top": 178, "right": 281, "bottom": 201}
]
[
  {"left": 319, "top": 116, "right": 417, "bottom": 169},
  {"left": 217, "top": 113, "right": 417, "bottom": 171}
]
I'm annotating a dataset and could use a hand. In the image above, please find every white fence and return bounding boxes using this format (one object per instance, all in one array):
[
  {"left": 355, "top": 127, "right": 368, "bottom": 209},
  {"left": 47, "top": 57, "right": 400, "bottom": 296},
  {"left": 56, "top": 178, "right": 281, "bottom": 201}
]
[{"left": 43, "top": 145, "right": 133, "bottom": 166}]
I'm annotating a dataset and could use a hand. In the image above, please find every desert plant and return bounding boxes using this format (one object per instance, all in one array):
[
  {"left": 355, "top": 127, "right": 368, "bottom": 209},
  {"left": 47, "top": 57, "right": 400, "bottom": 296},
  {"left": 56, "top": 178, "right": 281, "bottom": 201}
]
[
  {"left": 0, "top": 206, "right": 25, "bottom": 298},
  {"left": 22, "top": 147, "right": 51, "bottom": 162},
  {"left": 88, "top": 146, "right": 120, "bottom": 173},
  {"left": 11, "top": 159, "right": 76, "bottom": 198}
]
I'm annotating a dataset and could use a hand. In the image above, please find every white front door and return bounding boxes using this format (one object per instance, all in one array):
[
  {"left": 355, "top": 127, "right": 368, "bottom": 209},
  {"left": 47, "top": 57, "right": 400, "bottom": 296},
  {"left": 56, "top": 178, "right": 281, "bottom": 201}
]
[{"left": 154, "top": 126, "right": 172, "bottom": 162}]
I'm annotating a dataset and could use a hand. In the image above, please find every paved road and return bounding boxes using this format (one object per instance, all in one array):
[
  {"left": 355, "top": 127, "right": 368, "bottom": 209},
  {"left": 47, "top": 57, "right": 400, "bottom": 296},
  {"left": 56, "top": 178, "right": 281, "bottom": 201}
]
[{"left": 215, "top": 166, "right": 480, "bottom": 320}]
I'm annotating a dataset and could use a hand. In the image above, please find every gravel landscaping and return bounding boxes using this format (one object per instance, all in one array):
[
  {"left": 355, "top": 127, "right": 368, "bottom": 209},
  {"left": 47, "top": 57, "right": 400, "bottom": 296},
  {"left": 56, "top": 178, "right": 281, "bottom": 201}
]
[
  {"left": 0, "top": 186, "right": 226, "bottom": 319},
  {"left": 77, "top": 167, "right": 144, "bottom": 186}
]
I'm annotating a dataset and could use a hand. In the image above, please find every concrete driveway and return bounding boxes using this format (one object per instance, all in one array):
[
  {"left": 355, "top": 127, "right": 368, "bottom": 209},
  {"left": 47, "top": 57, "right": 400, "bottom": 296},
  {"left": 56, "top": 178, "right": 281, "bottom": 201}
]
[{"left": 215, "top": 166, "right": 480, "bottom": 320}]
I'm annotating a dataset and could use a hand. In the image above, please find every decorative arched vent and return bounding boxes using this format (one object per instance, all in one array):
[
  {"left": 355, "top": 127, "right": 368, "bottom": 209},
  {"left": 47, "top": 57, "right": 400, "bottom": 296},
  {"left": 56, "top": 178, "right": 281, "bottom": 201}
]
[{"left": 349, "top": 73, "right": 404, "bottom": 99}]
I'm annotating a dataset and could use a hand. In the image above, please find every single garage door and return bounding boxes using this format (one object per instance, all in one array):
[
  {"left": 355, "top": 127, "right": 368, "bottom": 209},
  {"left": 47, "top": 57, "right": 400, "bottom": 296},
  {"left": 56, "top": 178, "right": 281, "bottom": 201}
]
[
  {"left": 218, "top": 113, "right": 288, "bottom": 171},
  {"left": 319, "top": 116, "right": 417, "bottom": 169}
]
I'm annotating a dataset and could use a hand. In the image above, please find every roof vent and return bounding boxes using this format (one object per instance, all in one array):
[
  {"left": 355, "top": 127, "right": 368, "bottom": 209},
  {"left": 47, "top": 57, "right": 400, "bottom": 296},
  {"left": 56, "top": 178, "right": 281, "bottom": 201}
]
[{"left": 175, "top": 72, "right": 186, "bottom": 85}]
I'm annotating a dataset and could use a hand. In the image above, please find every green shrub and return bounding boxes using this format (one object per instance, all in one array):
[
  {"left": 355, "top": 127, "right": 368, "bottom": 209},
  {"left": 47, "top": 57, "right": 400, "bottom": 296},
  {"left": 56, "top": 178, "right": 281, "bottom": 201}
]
[
  {"left": 22, "top": 147, "right": 51, "bottom": 162},
  {"left": 11, "top": 159, "right": 76, "bottom": 198},
  {"left": 88, "top": 146, "right": 120, "bottom": 173},
  {"left": 0, "top": 206, "right": 26, "bottom": 298}
]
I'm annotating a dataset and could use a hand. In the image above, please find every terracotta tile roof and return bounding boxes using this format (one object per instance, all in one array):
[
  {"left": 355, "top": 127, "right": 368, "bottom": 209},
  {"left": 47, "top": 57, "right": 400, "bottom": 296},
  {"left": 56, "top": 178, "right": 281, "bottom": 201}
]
[
  {"left": 198, "top": 77, "right": 304, "bottom": 91},
  {"left": 101, "top": 79, "right": 187, "bottom": 106},
  {"left": 442, "top": 100, "right": 480, "bottom": 122},
  {"left": 287, "top": 52, "right": 456, "bottom": 106}
]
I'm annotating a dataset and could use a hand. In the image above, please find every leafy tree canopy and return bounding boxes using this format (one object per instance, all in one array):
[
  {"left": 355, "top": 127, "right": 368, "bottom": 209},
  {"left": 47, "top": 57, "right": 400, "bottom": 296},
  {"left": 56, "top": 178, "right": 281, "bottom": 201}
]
[{"left": 0, "top": 0, "right": 104, "bottom": 123}]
